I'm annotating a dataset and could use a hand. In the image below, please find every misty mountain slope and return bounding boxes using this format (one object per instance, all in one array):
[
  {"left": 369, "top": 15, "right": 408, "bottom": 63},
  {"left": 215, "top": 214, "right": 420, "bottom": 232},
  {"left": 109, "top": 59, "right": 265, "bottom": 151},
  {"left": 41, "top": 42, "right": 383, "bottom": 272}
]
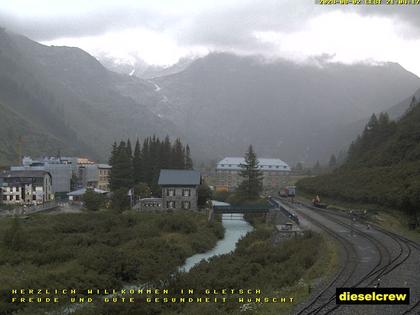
[
  {"left": 386, "top": 88, "right": 420, "bottom": 119},
  {"left": 146, "top": 53, "right": 420, "bottom": 163},
  {"left": 330, "top": 88, "right": 420, "bottom": 158},
  {"left": 0, "top": 28, "right": 178, "bottom": 163},
  {"left": 298, "top": 101, "right": 420, "bottom": 220},
  {"left": 0, "top": 102, "right": 74, "bottom": 166}
]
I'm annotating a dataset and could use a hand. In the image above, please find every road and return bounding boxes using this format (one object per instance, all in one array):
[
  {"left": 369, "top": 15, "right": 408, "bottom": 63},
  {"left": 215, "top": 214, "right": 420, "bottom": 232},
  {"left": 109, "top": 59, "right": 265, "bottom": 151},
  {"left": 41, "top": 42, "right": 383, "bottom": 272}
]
[{"left": 273, "top": 198, "right": 420, "bottom": 315}]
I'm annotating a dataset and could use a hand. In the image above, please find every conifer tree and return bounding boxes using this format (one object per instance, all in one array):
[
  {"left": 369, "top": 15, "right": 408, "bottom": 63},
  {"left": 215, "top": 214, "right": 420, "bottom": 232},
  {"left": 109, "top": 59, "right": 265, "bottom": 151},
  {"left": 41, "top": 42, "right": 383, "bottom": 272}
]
[
  {"left": 109, "top": 141, "right": 117, "bottom": 165},
  {"left": 409, "top": 96, "right": 417, "bottom": 110},
  {"left": 185, "top": 145, "right": 193, "bottom": 169},
  {"left": 142, "top": 138, "right": 152, "bottom": 184},
  {"left": 150, "top": 136, "right": 161, "bottom": 184},
  {"left": 366, "top": 114, "right": 378, "bottom": 131},
  {"left": 133, "top": 138, "right": 142, "bottom": 184},
  {"left": 328, "top": 154, "right": 337, "bottom": 168},
  {"left": 109, "top": 141, "right": 134, "bottom": 190},
  {"left": 237, "top": 145, "right": 263, "bottom": 200},
  {"left": 160, "top": 136, "right": 171, "bottom": 169},
  {"left": 172, "top": 138, "right": 185, "bottom": 169},
  {"left": 126, "top": 139, "right": 133, "bottom": 158}
]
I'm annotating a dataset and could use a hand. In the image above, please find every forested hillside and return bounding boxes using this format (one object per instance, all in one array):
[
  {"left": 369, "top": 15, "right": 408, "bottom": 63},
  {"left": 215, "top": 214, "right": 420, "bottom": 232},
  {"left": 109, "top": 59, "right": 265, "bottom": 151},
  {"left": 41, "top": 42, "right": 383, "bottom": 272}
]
[{"left": 298, "top": 99, "right": 420, "bottom": 225}]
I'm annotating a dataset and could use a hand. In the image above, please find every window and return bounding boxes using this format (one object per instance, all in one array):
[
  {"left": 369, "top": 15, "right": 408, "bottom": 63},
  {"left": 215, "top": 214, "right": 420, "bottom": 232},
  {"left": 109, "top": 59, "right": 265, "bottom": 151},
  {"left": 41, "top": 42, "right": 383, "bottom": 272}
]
[
  {"left": 33, "top": 195, "right": 36, "bottom": 201},
  {"left": 167, "top": 201, "right": 176, "bottom": 209},
  {"left": 182, "top": 201, "right": 191, "bottom": 209},
  {"left": 167, "top": 189, "right": 175, "bottom": 196},
  {"left": 182, "top": 189, "right": 191, "bottom": 197},
  {"left": 276, "top": 166, "right": 280, "bottom": 168},
  {"left": 3, "top": 195, "right": 7, "bottom": 201},
  {"left": 16, "top": 195, "right": 20, "bottom": 201}
]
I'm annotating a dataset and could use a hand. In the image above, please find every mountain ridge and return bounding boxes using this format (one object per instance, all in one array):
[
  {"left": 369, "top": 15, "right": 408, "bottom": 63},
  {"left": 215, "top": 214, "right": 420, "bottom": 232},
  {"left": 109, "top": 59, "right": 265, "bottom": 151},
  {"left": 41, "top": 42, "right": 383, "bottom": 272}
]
[
  {"left": 0, "top": 28, "right": 178, "bottom": 165},
  {"left": 2, "top": 29, "right": 420, "bottom": 166},
  {"left": 145, "top": 52, "right": 420, "bottom": 163}
]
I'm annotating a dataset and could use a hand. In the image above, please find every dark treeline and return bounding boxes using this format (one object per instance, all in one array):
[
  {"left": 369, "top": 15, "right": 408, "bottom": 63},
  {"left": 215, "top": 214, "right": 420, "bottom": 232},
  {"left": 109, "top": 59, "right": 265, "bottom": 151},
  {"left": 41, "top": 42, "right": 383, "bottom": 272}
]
[{"left": 109, "top": 136, "right": 193, "bottom": 194}]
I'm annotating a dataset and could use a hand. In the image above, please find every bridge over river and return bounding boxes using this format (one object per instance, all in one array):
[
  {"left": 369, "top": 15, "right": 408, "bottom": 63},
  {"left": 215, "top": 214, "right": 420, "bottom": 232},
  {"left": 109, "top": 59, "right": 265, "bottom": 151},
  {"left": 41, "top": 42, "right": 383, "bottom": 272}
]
[{"left": 208, "top": 204, "right": 272, "bottom": 222}]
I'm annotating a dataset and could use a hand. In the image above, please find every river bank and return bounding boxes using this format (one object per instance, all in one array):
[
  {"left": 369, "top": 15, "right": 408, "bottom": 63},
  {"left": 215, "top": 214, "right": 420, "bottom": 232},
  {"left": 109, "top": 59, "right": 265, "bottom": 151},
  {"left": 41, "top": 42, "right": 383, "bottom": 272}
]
[
  {"left": 0, "top": 210, "right": 223, "bottom": 315},
  {"left": 74, "top": 214, "right": 334, "bottom": 315},
  {"left": 180, "top": 213, "right": 254, "bottom": 272}
]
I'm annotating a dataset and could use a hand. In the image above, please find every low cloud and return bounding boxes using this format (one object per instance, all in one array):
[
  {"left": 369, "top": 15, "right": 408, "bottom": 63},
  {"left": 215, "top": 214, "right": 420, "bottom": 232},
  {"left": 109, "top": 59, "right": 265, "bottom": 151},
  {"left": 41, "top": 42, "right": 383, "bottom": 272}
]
[{"left": 1, "top": 0, "right": 420, "bottom": 73}]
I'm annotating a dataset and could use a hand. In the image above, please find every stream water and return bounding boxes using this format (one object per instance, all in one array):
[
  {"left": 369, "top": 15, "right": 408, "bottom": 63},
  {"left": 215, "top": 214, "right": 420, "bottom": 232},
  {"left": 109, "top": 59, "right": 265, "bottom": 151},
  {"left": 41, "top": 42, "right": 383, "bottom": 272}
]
[{"left": 179, "top": 213, "right": 254, "bottom": 272}]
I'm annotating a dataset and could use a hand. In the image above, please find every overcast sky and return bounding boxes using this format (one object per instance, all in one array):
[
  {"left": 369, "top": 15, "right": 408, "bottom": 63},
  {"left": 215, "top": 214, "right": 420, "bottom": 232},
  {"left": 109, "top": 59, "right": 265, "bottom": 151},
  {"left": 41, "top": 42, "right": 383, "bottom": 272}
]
[{"left": 2, "top": 0, "right": 420, "bottom": 75}]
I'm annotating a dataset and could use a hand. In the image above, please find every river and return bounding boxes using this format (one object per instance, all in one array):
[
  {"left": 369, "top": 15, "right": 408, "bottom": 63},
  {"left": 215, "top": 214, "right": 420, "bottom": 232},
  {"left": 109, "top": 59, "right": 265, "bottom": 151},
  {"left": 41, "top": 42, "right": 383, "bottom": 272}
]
[{"left": 179, "top": 213, "right": 254, "bottom": 272}]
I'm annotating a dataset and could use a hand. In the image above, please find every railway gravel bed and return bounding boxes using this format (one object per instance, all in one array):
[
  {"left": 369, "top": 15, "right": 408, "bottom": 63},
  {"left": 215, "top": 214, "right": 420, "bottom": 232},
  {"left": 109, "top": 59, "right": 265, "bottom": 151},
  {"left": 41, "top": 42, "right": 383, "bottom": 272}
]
[{"left": 272, "top": 198, "right": 420, "bottom": 315}]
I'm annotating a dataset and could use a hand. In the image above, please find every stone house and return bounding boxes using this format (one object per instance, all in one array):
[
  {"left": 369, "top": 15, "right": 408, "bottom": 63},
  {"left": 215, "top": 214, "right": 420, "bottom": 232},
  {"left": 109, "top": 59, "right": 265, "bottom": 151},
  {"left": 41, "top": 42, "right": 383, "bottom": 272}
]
[{"left": 158, "top": 169, "right": 201, "bottom": 210}]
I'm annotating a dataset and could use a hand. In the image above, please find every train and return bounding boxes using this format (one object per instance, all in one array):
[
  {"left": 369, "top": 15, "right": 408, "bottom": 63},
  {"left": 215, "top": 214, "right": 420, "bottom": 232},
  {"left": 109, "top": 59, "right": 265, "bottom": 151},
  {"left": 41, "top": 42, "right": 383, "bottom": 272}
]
[
  {"left": 312, "top": 195, "right": 328, "bottom": 209},
  {"left": 278, "top": 185, "right": 296, "bottom": 198}
]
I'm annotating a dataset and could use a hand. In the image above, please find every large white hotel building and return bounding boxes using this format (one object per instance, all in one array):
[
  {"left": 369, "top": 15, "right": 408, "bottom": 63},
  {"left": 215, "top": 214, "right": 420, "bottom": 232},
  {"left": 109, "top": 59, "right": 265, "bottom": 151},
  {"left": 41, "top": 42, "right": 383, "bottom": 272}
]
[{"left": 215, "top": 157, "right": 291, "bottom": 194}]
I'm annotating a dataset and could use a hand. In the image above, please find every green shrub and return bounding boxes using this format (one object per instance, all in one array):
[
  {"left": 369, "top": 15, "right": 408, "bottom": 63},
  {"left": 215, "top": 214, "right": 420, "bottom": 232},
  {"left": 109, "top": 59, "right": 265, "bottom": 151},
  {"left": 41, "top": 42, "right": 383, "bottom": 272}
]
[
  {"left": 158, "top": 215, "right": 197, "bottom": 234},
  {"left": 83, "top": 189, "right": 105, "bottom": 211},
  {"left": 111, "top": 188, "right": 131, "bottom": 212}
]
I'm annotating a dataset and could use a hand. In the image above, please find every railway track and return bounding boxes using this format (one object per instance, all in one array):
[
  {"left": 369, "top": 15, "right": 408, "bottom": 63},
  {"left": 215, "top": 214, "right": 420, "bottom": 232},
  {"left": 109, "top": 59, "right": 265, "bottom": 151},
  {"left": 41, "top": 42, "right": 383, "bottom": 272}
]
[
  {"left": 304, "top": 206, "right": 412, "bottom": 314},
  {"left": 271, "top": 198, "right": 419, "bottom": 315}
]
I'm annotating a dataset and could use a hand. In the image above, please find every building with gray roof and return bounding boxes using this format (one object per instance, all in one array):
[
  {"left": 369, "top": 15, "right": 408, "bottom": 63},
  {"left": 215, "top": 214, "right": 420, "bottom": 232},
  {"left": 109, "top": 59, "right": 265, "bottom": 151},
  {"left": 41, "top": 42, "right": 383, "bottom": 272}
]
[
  {"left": 0, "top": 170, "right": 53, "bottom": 205},
  {"left": 215, "top": 157, "right": 291, "bottom": 193},
  {"left": 158, "top": 169, "right": 201, "bottom": 210},
  {"left": 13, "top": 157, "right": 74, "bottom": 194}
]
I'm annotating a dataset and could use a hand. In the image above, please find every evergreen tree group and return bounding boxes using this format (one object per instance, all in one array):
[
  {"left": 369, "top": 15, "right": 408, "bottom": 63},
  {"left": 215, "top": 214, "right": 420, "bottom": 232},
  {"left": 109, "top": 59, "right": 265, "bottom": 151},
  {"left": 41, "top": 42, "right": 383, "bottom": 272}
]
[
  {"left": 347, "top": 112, "right": 396, "bottom": 166},
  {"left": 109, "top": 136, "right": 193, "bottom": 193}
]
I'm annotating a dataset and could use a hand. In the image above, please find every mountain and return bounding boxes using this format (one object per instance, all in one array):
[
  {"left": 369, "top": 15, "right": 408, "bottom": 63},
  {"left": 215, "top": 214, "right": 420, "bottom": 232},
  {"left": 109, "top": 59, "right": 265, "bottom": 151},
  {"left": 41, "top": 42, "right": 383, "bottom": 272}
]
[
  {"left": 298, "top": 103, "right": 420, "bottom": 224},
  {"left": 2, "top": 28, "right": 420, "bottom": 166},
  {"left": 0, "top": 28, "right": 177, "bottom": 165},
  {"left": 132, "top": 53, "right": 420, "bottom": 164},
  {"left": 0, "top": 102, "right": 74, "bottom": 166}
]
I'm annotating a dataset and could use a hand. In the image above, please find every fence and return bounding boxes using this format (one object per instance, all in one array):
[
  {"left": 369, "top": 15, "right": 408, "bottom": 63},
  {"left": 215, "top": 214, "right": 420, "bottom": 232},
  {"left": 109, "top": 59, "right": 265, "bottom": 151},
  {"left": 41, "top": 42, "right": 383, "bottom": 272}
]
[{"left": 0, "top": 201, "right": 59, "bottom": 216}]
